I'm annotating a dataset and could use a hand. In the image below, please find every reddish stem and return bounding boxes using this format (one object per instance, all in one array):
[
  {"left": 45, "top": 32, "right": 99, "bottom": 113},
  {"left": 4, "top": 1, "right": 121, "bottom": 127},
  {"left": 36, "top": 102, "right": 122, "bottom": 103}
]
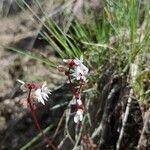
[
  {"left": 67, "top": 67, "right": 85, "bottom": 110},
  {"left": 67, "top": 68, "right": 75, "bottom": 92},
  {"left": 27, "top": 89, "right": 56, "bottom": 150}
]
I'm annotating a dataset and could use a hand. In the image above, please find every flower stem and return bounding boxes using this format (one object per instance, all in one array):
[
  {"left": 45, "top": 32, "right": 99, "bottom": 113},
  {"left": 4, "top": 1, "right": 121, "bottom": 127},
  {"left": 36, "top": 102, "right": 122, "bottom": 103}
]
[
  {"left": 67, "top": 68, "right": 76, "bottom": 95},
  {"left": 27, "top": 89, "right": 56, "bottom": 150}
]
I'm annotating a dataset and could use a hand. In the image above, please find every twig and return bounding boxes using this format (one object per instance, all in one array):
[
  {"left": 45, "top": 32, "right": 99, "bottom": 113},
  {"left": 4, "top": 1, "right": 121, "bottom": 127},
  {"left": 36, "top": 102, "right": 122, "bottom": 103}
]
[
  {"left": 137, "top": 108, "right": 150, "bottom": 149},
  {"left": 85, "top": 94, "right": 92, "bottom": 127},
  {"left": 116, "top": 57, "right": 139, "bottom": 149},
  {"left": 54, "top": 104, "right": 75, "bottom": 149},
  {"left": 116, "top": 89, "right": 133, "bottom": 150},
  {"left": 65, "top": 103, "right": 75, "bottom": 144},
  {"left": 53, "top": 110, "right": 66, "bottom": 139},
  {"left": 72, "top": 115, "right": 87, "bottom": 150},
  {"left": 57, "top": 135, "right": 68, "bottom": 149},
  {"left": 50, "top": 102, "right": 68, "bottom": 111},
  {"left": 91, "top": 84, "right": 120, "bottom": 140}
]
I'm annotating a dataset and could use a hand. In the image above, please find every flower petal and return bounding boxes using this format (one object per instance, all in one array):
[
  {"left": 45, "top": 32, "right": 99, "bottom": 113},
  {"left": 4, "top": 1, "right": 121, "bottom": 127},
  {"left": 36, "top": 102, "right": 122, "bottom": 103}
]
[
  {"left": 77, "top": 99, "right": 82, "bottom": 105},
  {"left": 74, "top": 109, "right": 83, "bottom": 123},
  {"left": 42, "top": 81, "right": 47, "bottom": 88},
  {"left": 38, "top": 97, "right": 45, "bottom": 105},
  {"left": 74, "top": 113, "right": 80, "bottom": 123},
  {"left": 17, "top": 79, "right": 27, "bottom": 91},
  {"left": 17, "top": 79, "right": 25, "bottom": 84}
]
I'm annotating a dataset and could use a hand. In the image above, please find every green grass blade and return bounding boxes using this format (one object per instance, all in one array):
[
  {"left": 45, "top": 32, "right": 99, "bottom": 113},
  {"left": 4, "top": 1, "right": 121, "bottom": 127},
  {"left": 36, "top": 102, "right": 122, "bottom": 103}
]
[
  {"left": 20, "top": 124, "right": 53, "bottom": 150},
  {"left": 5, "top": 47, "right": 57, "bottom": 68}
]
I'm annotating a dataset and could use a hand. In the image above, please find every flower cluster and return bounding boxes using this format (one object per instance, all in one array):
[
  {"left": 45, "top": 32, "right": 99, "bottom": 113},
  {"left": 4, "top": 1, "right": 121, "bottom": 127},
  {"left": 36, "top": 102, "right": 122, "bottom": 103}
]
[
  {"left": 72, "top": 95, "right": 84, "bottom": 123},
  {"left": 63, "top": 56, "right": 89, "bottom": 82},
  {"left": 16, "top": 55, "right": 88, "bottom": 149},
  {"left": 17, "top": 80, "right": 56, "bottom": 149},
  {"left": 17, "top": 79, "right": 51, "bottom": 105},
  {"left": 58, "top": 56, "right": 89, "bottom": 123},
  {"left": 18, "top": 55, "right": 88, "bottom": 124}
]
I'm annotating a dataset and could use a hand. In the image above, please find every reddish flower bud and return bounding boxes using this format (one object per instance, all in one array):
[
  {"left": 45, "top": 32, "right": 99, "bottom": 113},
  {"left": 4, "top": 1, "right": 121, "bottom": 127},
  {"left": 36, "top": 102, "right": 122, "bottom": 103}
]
[{"left": 67, "top": 59, "right": 76, "bottom": 67}]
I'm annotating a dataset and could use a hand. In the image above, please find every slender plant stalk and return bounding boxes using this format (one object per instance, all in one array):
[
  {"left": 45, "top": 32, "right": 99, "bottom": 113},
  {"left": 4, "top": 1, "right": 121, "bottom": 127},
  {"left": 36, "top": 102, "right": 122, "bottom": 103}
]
[
  {"left": 27, "top": 89, "right": 56, "bottom": 150},
  {"left": 116, "top": 89, "right": 133, "bottom": 150},
  {"left": 117, "top": 47, "right": 139, "bottom": 149},
  {"left": 67, "top": 66, "right": 83, "bottom": 96}
]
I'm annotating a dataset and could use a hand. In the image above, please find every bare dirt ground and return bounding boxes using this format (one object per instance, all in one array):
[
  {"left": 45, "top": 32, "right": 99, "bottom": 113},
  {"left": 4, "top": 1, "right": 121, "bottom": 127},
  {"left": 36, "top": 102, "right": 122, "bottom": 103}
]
[{"left": 0, "top": 7, "right": 65, "bottom": 136}]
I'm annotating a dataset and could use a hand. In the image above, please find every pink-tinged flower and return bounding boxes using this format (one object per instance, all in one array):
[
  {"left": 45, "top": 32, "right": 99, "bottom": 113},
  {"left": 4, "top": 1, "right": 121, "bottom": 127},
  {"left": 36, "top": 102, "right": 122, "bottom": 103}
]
[
  {"left": 74, "top": 109, "right": 83, "bottom": 123},
  {"left": 69, "top": 56, "right": 88, "bottom": 81},
  {"left": 17, "top": 80, "right": 55, "bottom": 149},
  {"left": 17, "top": 80, "right": 51, "bottom": 105},
  {"left": 63, "top": 59, "right": 76, "bottom": 67},
  {"left": 17, "top": 79, "right": 41, "bottom": 91},
  {"left": 74, "top": 56, "right": 89, "bottom": 75},
  {"left": 71, "top": 98, "right": 76, "bottom": 105},
  {"left": 72, "top": 66, "right": 86, "bottom": 81},
  {"left": 77, "top": 99, "right": 82, "bottom": 105},
  {"left": 17, "top": 79, "right": 27, "bottom": 91},
  {"left": 35, "top": 82, "right": 51, "bottom": 105},
  {"left": 71, "top": 94, "right": 82, "bottom": 105}
]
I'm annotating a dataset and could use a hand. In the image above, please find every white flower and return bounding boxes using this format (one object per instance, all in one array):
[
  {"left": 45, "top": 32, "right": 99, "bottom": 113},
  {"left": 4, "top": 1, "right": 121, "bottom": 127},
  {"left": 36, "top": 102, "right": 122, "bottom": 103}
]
[
  {"left": 72, "top": 66, "right": 86, "bottom": 81},
  {"left": 35, "top": 82, "right": 51, "bottom": 105},
  {"left": 70, "top": 96, "right": 76, "bottom": 105},
  {"left": 17, "top": 79, "right": 27, "bottom": 91},
  {"left": 77, "top": 99, "right": 82, "bottom": 105},
  {"left": 71, "top": 56, "right": 89, "bottom": 81},
  {"left": 74, "top": 56, "right": 89, "bottom": 75},
  {"left": 71, "top": 96, "right": 82, "bottom": 105},
  {"left": 74, "top": 55, "right": 84, "bottom": 66},
  {"left": 74, "top": 109, "right": 83, "bottom": 123},
  {"left": 63, "top": 59, "right": 68, "bottom": 63}
]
